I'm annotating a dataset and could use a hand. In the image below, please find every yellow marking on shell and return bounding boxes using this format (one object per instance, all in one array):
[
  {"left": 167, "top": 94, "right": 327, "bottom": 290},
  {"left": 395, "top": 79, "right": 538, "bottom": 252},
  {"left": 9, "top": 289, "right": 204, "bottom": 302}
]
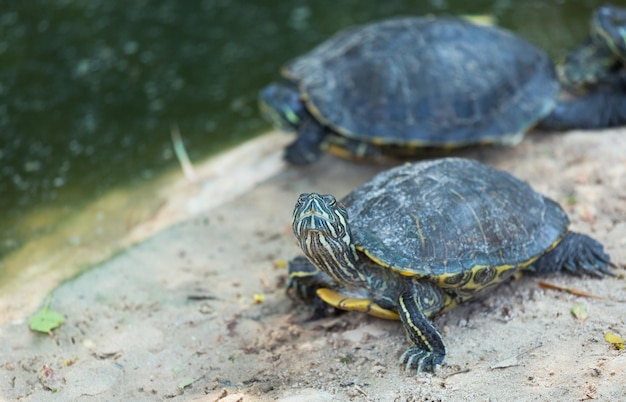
[
  {"left": 544, "top": 236, "right": 563, "bottom": 253},
  {"left": 498, "top": 249, "right": 505, "bottom": 264},
  {"left": 467, "top": 204, "right": 488, "bottom": 244},
  {"left": 449, "top": 188, "right": 465, "bottom": 200},
  {"left": 358, "top": 135, "right": 502, "bottom": 148},
  {"left": 356, "top": 245, "right": 423, "bottom": 278},
  {"left": 434, "top": 232, "right": 565, "bottom": 291},
  {"left": 411, "top": 213, "right": 426, "bottom": 249},
  {"left": 519, "top": 255, "right": 540, "bottom": 268},
  {"left": 450, "top": 189, "right": 488, "bottom": 245},
  {"left": 365, "top": 253, "right": 393, "bottom": 269},
  {"left": 436, "top": 263, "right": 504, "bottom": 292},
  {"left": 316, "top": 288, "right": 400, "bottom": 320},
  {"left": 398, "top": 295, "right": 434, "bottom": 352}
]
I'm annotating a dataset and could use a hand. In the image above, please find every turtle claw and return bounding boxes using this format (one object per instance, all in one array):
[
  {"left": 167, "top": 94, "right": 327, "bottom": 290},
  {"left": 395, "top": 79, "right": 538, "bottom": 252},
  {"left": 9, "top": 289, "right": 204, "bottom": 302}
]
[
  {"left": 400, "top": 346, "right": 444, "bottom": 373},
  {"left": 286, "top": 256, "right": 337, "bottom": 302},
  {"left": 286, "top": 256, "right": 343, "bottom": 320},
  {"left": 286, "top": 276, "right": 317, "bottom": 302}
]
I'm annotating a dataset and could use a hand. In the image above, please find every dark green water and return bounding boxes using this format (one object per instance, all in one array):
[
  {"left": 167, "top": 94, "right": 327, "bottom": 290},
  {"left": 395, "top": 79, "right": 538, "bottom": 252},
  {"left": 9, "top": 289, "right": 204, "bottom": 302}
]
[{"left": 0, "top": 0, "right": 607, "bottom": 259}]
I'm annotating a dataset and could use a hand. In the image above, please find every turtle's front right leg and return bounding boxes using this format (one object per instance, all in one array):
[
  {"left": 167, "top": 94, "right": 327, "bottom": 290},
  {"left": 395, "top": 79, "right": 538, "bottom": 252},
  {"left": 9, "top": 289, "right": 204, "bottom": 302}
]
[
  {"left": 397, "top": 282, "right": 447, "bottom": 373},
  {"left": 286, "top": 256, "right": 339, "bottom": 319}
]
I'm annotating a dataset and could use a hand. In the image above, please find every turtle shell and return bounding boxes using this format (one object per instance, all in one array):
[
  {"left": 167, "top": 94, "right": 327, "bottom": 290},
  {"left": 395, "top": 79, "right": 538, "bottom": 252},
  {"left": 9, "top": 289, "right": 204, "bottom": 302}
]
[
  {"left": 284, "top": 17, "right": 559, "bottom": 147},
  {"left": 340, "top": 158, "right": 569, "bottom": 281}
]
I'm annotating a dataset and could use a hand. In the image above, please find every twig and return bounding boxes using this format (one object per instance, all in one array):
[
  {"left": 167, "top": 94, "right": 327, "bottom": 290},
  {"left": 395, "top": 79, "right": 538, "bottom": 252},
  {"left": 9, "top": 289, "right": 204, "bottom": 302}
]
[
  {"left": 354, "top": 384, "right": 368, "bottom": 397},
  {"left": 537, "top": 281, "right": 605, "bottom": 299},
  {"left": 442, "top": 368, "right": 471, "bottom": 379},
  {"left": 171, "top": 124, "right": 197, "bottom": 183},
  {"left": 490, "top": 342, "right": 543, "bottom": 369}
]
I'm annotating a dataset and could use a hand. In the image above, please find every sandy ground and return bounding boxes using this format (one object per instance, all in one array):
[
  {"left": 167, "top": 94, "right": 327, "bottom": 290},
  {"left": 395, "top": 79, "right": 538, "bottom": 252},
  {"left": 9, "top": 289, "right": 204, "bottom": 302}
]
[{"left": 0, "top": 128, "right": 625, "bottom": 401}]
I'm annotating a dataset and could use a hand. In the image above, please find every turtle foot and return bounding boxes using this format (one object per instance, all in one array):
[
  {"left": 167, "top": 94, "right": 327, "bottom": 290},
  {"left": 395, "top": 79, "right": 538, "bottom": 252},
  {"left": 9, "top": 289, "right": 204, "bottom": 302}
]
[
  {"left": 399, "top": 346, "right": 444, "bottom": 373},
  {"left": 286, "top": 256, "right": 323, "bottom": 302},
  {"left": 284, "top": 141, "right": 321, "bottom": 165}
]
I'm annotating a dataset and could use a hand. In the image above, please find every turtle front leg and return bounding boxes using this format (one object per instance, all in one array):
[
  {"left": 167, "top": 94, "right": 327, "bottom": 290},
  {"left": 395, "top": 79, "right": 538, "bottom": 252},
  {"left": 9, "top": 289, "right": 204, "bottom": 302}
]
[
  {"left": 286, "top": 256, "right": 339, "bottom": 319},
  {"left": 285, "top": 117, "right": 328, "bottom": 165},
  {"left": 398, "top": 281, "right": 447, "bottom": 373},
  {"left": 286, "top": 256, "right": 328, "bottom": 300}
]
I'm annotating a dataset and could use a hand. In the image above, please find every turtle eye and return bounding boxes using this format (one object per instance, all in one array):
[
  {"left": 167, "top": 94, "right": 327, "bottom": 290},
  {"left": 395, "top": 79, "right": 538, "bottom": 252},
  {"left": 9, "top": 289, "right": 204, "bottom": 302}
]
[
  {"left": 323, "top": 194, "right": 337, "bottom": 207},
  {"left": 295, "top": 193, "right": 309, "bottom": 208}
]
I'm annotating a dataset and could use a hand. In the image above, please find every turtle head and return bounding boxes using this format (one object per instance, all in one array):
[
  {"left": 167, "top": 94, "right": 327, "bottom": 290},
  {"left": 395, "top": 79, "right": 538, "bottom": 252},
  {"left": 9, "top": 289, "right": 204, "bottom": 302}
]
[
  {"left": 292, "top": 193, "right": 361, "bottom": 285},
  {"left": 559, "top": 6, "right": 626, "bottom": 87},
  {"left": 558, "top": 37, "right": 618, "bottom": 87},
  {"left": 259, "top": 82, "right": 306, "bottom": 131}
]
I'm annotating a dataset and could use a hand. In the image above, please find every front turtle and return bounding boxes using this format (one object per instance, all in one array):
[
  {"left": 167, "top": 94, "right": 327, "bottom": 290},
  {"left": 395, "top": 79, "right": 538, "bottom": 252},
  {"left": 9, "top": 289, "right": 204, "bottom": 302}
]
[
  {"left": 261, "top": 13, "right": 626, "bottom": 165},
  {"left": 288, "top": 158, "right": 613, "bottom": 372}
]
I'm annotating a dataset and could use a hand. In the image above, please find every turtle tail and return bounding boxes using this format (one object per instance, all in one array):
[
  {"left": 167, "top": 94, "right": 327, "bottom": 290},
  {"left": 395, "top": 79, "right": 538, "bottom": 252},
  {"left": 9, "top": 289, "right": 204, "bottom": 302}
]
[
  {"left": 539, "top": 87, "right": 626, "bottom": 130},
  {"left": 529, "top": 232, "right": 614, "bottom": 277}
]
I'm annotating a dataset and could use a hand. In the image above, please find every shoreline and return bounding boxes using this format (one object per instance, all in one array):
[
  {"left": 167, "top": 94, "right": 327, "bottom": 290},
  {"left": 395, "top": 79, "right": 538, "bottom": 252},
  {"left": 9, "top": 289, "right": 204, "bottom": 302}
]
[{"left": 0, "top": 131, "right": 291, "bottom": 324}]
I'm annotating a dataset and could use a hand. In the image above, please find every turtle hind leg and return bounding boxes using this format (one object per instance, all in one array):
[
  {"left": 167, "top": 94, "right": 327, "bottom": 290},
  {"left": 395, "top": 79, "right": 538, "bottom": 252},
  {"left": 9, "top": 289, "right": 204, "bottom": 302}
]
[
  {"left": 284, "top": 118, "right": 328, "bottom": 165},
  {"left": 529, "top": 232, "right": 614, "bottom": 277},
  {"left": 397, "top": 284, "right": 447, "bottom": 373}
]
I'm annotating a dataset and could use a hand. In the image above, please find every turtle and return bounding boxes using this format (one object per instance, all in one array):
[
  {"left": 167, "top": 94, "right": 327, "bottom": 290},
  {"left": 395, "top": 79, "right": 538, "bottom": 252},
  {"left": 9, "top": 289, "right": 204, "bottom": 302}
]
[
  {"left": 547, "top": 5, "right": 626, "bottom": 129},
  {"left": 288, "top": 157, "right": 613, "bottom": 372},
  {"left": 260, "top": 14, "right": 626, "bottom": 165},
  {"left": 559, "top": 5, "right": 626, "bottom": 87}
]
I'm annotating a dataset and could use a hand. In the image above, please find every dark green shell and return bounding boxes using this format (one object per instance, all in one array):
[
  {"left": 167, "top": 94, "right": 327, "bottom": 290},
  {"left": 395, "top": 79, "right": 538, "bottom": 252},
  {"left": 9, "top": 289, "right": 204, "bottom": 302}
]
[
  {"left": 284, "top": 17, "right": 559, "bottom": 146},
  {"left": 340, "top": 158, "right": 569, "bottom": 277}
]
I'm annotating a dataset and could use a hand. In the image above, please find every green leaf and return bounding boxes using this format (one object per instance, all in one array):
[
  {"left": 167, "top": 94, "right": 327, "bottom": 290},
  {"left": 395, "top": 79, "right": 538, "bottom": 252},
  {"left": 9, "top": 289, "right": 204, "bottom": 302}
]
[
  {"left": 178, "top": 378, "right": 196, "bottom": 389},
  {"left": 564, "top": 195, "right": 578, "bottom": 205},
  {"left": 571, "top": 304, "right": 588, "bottom": 324},
  {"left": 28, "top": 296, "right": 64, "bottom": 333}
]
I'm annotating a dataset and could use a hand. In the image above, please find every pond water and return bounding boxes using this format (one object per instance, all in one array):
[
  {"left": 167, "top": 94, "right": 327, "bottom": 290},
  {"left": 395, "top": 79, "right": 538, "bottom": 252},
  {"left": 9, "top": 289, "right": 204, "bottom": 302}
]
[{"left": 0, "top": 0, "right": 607, "bottom": 283}]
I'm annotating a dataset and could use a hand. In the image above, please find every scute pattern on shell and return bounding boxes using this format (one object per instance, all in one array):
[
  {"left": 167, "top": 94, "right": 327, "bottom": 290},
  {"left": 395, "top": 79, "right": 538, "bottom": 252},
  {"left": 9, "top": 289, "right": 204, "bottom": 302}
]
[{"left": 341, "top": 158, "right": 569, "bottom": 276}]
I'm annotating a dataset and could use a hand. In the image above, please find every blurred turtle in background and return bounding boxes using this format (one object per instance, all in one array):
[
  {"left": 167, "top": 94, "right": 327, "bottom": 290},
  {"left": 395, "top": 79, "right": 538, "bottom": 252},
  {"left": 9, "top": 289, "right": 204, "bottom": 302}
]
[{"left": 261, "top": 9, "right": 626, "bottom": 165}]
